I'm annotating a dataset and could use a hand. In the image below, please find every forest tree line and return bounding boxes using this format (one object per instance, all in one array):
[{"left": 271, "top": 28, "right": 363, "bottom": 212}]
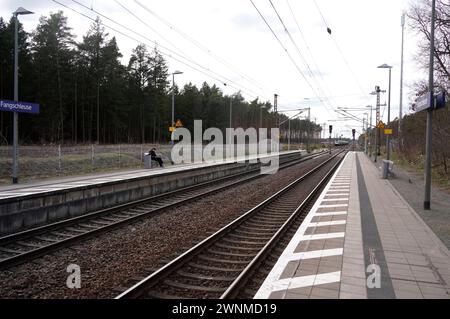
[{"left": 0, "top": 11, "right": 320, "bottom": 146}]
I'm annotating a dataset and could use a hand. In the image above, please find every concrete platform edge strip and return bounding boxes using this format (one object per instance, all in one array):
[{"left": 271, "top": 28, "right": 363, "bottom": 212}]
[{"left": 254, "top": 152, "right": 351, "bottom": 299}]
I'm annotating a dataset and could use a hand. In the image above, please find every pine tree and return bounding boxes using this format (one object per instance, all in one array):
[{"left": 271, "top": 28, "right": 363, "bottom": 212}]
[{"left": 32, "top": 11, "right": 75, "bottom": 142}]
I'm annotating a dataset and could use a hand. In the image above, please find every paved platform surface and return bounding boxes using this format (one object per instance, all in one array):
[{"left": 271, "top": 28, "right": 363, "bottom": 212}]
[
  {"left": 0, "top": 151, "right": 297, "bottom": 200},
  {"left": 255, "top": 152, "right": 450, "bottom": 299}
]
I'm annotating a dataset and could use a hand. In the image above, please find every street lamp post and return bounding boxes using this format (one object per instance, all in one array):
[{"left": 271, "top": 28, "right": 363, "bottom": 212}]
[
  {"left": 366, "top": 105, "right": 373, "bottom": 156},
  {"left": 424, "top": 0, "right": 436, "bottom": 210},
  {"left": 364, "top": 113, "right": 369, "bottom": 154},
  {"left": 399, "top": 13, "right": 406, "bottom": 144},
  {"left": 171, "top": 70, "right": 183, "bottom": 144},
  {"left": 374, "top": 86, "right": 381, "bottom": 163},
  {"left": 12, "top": 7, "right": 33, "bottom": 184},
  {"left": 378, "top": 64, "right": 393, "bottom": 161}
]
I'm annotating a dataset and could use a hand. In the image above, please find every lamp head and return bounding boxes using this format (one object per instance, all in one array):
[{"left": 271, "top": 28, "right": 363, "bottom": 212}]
[
  {"left": 377, "top": 63, "right": 393, "bottom": 69},
  {"left": 173, "top": 70, "right": 183, "bottom": 75},
  {"left": 14, "top": 7, "right": 34, "bottom": 16}
]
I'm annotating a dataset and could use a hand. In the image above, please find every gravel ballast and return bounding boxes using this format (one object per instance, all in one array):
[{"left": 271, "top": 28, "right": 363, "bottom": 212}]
[{"left": 0, "top": 154, "right": 334, "bottom": 299}]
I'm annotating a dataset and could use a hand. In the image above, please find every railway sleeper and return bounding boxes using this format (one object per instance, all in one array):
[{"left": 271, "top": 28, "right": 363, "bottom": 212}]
[
  {"left": 16, "top": 241, "right": 43, "bottom": 249},
  {"left": 239, "top": 225, "right": 278, "bottom": 232},
  {"left": 227, "top": 233, "right": 272, "bottom": 241},
  {"left": 230, "top": 228, "right": 272, "bottom": 238},
  {"left": 214, "top": 243, "right": 261, "bottom": 252},
  {"left": 187, "top": 262, "right": 242, "bottom": 273},
  {"left": 147, "top": 290, "right": 194, "bottom": 300},
  {"left": 176, "top": 270, "right": 235, "bottom": 282},
  {"left": 164, "top": 279, "right": 226, "bottom": 293},
  {"left": 222, "top": 238, "right": 264, "bottom": 246},
  {"left": 0, "top": 247, "right": 22, "bottom": 255},
  {"left": 207, "top": 248, "right": 254, "bottom": 258},
  {"left": 197, "top": 255, "right": 250, "bottom": 265}
]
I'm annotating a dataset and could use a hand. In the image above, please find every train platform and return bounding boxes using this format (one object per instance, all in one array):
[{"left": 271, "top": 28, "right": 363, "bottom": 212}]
[
  {"left": 0, "top": 150, "right": 302, "bottom": 234},
  {"left": 255, "top": 152, "right": 450, "bottom": 299},
  {"left": 0, "top": 151, "right": 300, "bottom": 200}
]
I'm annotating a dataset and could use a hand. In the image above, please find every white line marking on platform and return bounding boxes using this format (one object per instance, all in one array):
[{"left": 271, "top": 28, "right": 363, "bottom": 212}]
[
  {"left": 299, "top": 232, "right": 345, "bottom": 241},
  {"left": 313, "top": 271, "right": 341, "bottom": 286},
  {"left": 308, "top": 220, "right": 347, "bottom": 227},
  {"left": 289, "top": 248, "right": 344, "bottom": 261},
  {"left": 314, "top": 211, "right": 348, "bottom": 216},
  {"left": 254, "top": 152, "right": 352, "bottom": 299},
  {"left": 318, "top": 204, "right": 349, "bottom": 208},
  {"left": 255, "top": 272, "right": 342, "bottom": 298},
  {"left": 321, "top": 198, "right": 349, "bottom": 203}
]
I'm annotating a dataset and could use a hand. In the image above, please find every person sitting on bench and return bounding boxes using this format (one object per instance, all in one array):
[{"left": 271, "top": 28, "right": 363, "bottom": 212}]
[{"left": 149, "top": 148, "right": 164, "bottom": 167}]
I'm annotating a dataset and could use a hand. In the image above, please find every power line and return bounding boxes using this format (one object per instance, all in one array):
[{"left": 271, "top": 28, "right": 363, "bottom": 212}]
[
  {"left": 249, "top": 0, "right": 333, "bottom": 117},
  {"left": 132, "top": 0, "right": 272, "bottom": 100},
  {"left": 61, "top": 0, "right": 261, "bottom": 100},
  {"left": 285, "top": 0, "right": 338, "bottom": 110},
  {"left": 312, "top": 0, "right": 370, "bottom": 100},
  {"left": 268, "top": 0, "right": 336, "bottom": 116},
  {"left": 51, "top": 0, "right": 256, "bottom": 98}
]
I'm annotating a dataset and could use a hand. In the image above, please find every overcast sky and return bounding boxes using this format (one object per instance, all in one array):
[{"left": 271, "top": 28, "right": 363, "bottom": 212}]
[{"left": 1, "top": 0, "right": 424, "bottom": 138}]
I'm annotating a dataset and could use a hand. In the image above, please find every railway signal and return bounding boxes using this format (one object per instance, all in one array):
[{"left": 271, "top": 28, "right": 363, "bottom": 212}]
[{"left": 352, "top": 129, "right": 356, "bottom": 151}]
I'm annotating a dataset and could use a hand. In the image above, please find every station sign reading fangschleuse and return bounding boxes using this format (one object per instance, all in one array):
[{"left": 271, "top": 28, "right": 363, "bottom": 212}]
[{"left": 0, "top": 99, "right": 40, "bottom": 114}]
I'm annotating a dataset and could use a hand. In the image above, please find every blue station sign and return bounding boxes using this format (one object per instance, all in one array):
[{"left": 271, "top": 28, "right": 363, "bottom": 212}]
[
  {"left": 0, "top": 99, "right": 40, "bottom": 114},
  {"left": 414, "top": 92, "right": 447, "bottom": 112}
]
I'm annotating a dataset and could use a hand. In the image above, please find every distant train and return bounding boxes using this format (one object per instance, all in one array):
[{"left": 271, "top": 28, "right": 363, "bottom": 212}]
[{"left": 334, "top": 140, "right": 350, "bottom": 146}]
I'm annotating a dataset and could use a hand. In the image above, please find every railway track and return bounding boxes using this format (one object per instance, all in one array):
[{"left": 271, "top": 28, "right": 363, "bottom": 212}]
[
  {"left": 116, "top": 150, "right": 347, "bottom": 299},
  {"left": 0, "top": 150, "right": 332, "bottom": 270}
]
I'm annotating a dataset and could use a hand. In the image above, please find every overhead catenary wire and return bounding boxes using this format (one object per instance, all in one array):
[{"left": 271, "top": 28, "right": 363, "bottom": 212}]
[
  {"left": 312, "top": 0, "right": 370, "bottom": 101},
  {"left": 285, "top": 0, "right": 339, "bottom": 111},
  {"left": 54, "top": 0, "right": 261, "bottom": 101},
  {"left": 249, "top": 0, "right": 334, "bottom": 118},
  {"left": 132, "top": 0, "right": 272, "bottom": 101},
  {"left": 69, "top": 0, "right": 263, "bottom": 100},
  {"left": 268, "top": 0, "right": 337, "bottom": 117}
]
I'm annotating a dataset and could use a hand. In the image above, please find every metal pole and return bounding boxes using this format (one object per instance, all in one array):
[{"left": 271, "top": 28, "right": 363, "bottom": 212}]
[
  {"left": 229, "top": 97, "right": 232, "bottom": 129},
  {"left": 399, "top": 12, "right": 405, "bottom": 142},
  {"left": 97, "top": 82, "right": 99, "bottom": 145},
  {"left": 329, "top": 125, "right": 332, "bottom": 155},
  {"left": 171, "top": 73, "right": 175, "bottom": 145},
  {"left": 424, "top": 0, "right": 436, "bottom": 210},
  {"left": 12, "top": 13, "right": 19, "bottom": 184},
  {"left": 307, "top": 108, "right": 311, "bottom": 153},
  {"left": 386, "top": 68, "right": 392, "bottom": 161},
  {"left": 375, "top": 87, "right": 380, "bottom": 163},
  {"left": 364, "top": 117, "right": 368, "bottom": 154},
  {"left": 171, "top": 73, "right": 175, "bottom": 126},
  {"left": 259, "top": 105, "right": 262, "bottom": 130},
  {"left": 229, "top": 97, "right": 232, "bottom": 158},
  {"left": 288, "top": 119, "right": 291, "bottom": 151}
]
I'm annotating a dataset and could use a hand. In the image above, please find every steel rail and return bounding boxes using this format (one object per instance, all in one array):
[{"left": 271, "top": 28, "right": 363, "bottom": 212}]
[
  {"left": 0, "top": 151, "right": 329, "bottom": 269},
  {"left": 115, "top": 150, "right": 346, "bottom": 299}
]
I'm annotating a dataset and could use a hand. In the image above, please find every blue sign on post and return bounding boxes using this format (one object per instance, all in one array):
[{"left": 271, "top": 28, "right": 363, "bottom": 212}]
[{"left": 0, "top": 99, "right": 40, "bottom": 114}]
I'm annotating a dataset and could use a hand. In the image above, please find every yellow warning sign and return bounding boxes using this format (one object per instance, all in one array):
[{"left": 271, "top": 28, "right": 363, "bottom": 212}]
[
  {"left": 169, "top": 127, "right": 176, "bottom": 132},
  {"left": 175, "top": 120, "right": 183, "bottom": 128},
  {"left": 377, "top": 121, "right": 385, "bottom": 129},
  {"left": 384, "top": 129, "right": 393, "bottom": 135}
]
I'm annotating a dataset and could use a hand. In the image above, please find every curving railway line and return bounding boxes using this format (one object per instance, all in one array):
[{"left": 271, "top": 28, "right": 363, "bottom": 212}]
[{"left": 116, "top": 150, "right": 347, "bottom": 299}]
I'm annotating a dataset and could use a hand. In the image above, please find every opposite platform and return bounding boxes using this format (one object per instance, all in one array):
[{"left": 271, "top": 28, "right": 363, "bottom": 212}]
[
  {"left": 255, "top": 152, "right": 450, "bottom": 299},
  {"left": 0, "top": 151, "right": 302, "bottom": 234}
]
